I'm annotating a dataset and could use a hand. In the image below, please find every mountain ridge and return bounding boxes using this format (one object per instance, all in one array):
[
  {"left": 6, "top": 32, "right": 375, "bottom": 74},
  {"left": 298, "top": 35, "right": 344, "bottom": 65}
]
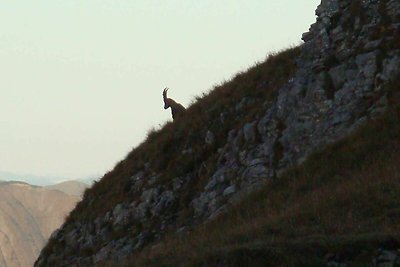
[
  {"left": 46, "top": 181, "right": 89, "bottom": 197},
  {"left": 0, "top": 171, "right": 65, "bottom": 186},
  {"left": 36, "top": 0, "right": 400, "bottom": 266},
  {"left": 0, "top": 180, "right": 87, "bottom": 267}
]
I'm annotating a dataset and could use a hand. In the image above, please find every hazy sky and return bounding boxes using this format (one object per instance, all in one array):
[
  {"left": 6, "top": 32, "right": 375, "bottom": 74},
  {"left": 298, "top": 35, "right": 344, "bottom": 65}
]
[{"left": 0, "top": 0, "right": 320, "bottom": 184}]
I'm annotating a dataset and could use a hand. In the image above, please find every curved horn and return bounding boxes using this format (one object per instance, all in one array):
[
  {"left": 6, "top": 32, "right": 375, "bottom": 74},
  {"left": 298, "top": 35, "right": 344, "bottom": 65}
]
[{"left": 163, "top": 87, "right": 169, "bottom": 99}]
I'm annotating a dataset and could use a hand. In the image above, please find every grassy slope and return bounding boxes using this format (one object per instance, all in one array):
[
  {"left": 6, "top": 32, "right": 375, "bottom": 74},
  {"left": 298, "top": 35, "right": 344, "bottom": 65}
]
[
  {"left": 66, "top": 46, "right": 300, "bottom": 222},
  {"left": 39, "top": 3, "right": 400, "bottom": 264},
  {"left": 39, "top": 46, "right": 301, "bottom": 264},
  {"left": 113, "top": 81, "right": 400, "bottom": 266}
]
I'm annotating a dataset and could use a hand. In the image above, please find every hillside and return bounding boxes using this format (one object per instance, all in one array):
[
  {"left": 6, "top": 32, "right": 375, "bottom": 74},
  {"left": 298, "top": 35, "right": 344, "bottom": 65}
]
[
  {"left": 116, "top": 96, "right": 400, "bottom": 266},
  {"left": 36, "top": 0, "right": 400, "bottom": 266},
  {"left": 46, "top": 180, "right": 88, "bottom": 197},
  {"left": 0, "top": 181, "right": 85, "bottom": 267}
]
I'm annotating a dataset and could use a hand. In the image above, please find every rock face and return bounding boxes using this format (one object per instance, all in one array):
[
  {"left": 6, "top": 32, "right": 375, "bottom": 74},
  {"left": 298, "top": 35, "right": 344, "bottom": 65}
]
[
  {"left": 35, "top": 0, "right": 400, "bottom": 266},
  {"left": 0, "top": 181, "right": 83, "bottom": 267}
]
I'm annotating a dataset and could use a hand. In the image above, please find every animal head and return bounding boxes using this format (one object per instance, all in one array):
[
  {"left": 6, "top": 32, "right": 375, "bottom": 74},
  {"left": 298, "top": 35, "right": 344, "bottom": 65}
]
[
  {"left": 162, "top": 87, "right": 186, "bottom": 120},
  {"left": 163, "top": 87, "right": 171, "bottom": 109}
]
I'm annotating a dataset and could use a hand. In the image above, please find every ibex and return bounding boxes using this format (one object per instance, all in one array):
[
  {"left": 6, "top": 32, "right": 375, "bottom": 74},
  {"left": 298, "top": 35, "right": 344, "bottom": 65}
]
[{"left": 163, "top": 87, "right": 186, "bottom": 120}]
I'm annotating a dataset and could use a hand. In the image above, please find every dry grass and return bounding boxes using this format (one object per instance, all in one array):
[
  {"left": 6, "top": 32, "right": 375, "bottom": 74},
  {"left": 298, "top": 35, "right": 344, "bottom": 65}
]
[
  {"left": 113, "top": 100, "right": 400, "bottom": 267},
  {"left": 36, "top": 46, "right": 303, "bottom": 265},
  {"left": 64, "top": 46, "right": 301, "bottom": 223},
  {"left": 43, "top": 34, "right": 400, "bottom": 266}
]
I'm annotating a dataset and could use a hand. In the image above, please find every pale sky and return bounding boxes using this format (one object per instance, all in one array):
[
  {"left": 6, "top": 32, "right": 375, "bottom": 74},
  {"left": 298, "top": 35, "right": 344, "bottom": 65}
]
[{"left": 0, "top": 0, "right": 320, "bottom": 185}]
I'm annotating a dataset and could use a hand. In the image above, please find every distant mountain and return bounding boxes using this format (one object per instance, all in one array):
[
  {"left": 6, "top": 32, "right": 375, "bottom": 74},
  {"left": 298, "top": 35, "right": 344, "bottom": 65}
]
[
  {"left": 0, "top": 171, "right": 98, "bottom": 187},
  {"left": 46, "top": 180, "right": 88, "bottom": 197},
  {"left": 0, "top": 181, "right": 84, "bottom": 267},
  {"left": 75, "top": 176, "right": 99, "bottom": 186},
  {"left": 0, "top": 171, "right": 64, "bottom": 186}
]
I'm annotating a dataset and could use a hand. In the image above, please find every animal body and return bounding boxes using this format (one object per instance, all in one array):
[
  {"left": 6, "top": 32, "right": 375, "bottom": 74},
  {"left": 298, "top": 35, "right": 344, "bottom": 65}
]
[{"left": 162, "top": 87, "right": 186, "bottom": 120}]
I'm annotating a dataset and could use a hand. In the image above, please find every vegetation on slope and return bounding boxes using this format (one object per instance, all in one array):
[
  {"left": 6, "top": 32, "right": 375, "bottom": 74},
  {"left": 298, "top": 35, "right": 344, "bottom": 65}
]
[
  {"left": 38, "top": 1, "right": 400, "bottom": 265},
  {"left": 64, "top": 46, "right": 300, "bottom": 222},
  {"left": 108, "top": 79, "right": 400, "bottom": 266},
  {"left": 38, "top": 45, "right": 301, "bottom": 265}
]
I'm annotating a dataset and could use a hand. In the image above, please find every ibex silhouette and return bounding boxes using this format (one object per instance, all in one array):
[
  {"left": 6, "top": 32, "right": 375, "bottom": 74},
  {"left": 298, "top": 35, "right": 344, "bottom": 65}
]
[{"left": 163, "top": 87, "right": 186, "bottom": 120}]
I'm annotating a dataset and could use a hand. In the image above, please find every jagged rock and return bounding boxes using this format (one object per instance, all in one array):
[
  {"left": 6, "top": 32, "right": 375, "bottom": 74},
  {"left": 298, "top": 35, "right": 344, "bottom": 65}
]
[
  {"left": 222, "top": 185, "right": 237, "bottom": 196},
  {"left": 130, "top": 171, "right": 145, "bottom": 191},
  {"left": 147, "top": 174, "right": 160, "bottom": 186},
  {"left": 151, "top": 190, "right": 175, "bottom": 216},
  {"left": 379, "top": 53, "right": 400, "bottom": 83},
  {"left": 226, "top": 128, "right": 244, "bottom": 151},
  {"left": 369, "top": 95, "right": 389, "bottom": 117},
  {"left": 94, "top": 245, "right": 110, "bottom": 264},
  {"left": 204, "top": 167, "right": 229, "bottom": 191},
  {"left": 315, "top": 0, "right": 340, "bottom": 18},
  {"left": 355, "top": 51, "right": 379, "bottom": 88},
  {"left": 243, "top": 121, "right": 257, "bottom": 143},
  {"left": 191, "top": 191, "right": 218, "bottom": 217},
  {"left": 181, "top": 148, "right": 193, "bottom": 155},
  {"left": 134, "top": 202, "right": 149, "bottom": 220},
  {"left": 130, "top": 171, "right": 145, "bottom": 181},
  {"left": 112, "top": 203, "right": 130, "bottom": 226},
  {"left": 133, "top": 231, "right": 151, "bottom": 250},
  {"left": 373, "top": 249, "right": 400, "bottom": 267},
  {"left": 205, "top": 130, "right": 215, "bottom": 145},
  {"left": 242, "top": 163, "right": 268, "bottom": 182},
  {"left": 140, "top": 187, "right": 160, "bottom": 203},
  {"left": 173, "top": 174, "right": 193, "bottom": 191}
]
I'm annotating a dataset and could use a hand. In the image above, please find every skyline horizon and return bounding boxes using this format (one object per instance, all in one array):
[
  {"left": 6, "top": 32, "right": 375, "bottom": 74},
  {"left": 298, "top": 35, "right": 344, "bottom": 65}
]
[{"left": 0, "top": 170, "right": 98, "bottom": 186}]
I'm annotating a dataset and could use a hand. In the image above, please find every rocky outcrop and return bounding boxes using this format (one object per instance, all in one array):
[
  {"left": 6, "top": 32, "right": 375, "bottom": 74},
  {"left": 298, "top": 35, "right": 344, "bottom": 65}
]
[
  {"left": 35, "top": 0, "right": 400, "bottom": 266},
  {"left": 192, "top": 0, "right": 400, "bottom": 219},
  {"left": 0, "top": 181, "right": 82, "bottom": 267}
]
